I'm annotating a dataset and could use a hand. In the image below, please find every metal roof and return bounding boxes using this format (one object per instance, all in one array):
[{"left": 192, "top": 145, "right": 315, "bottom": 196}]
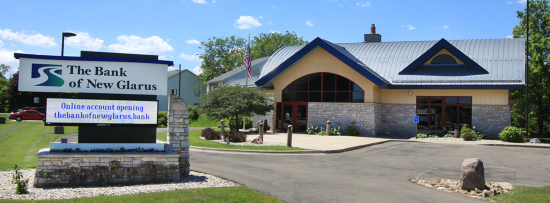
[
  {"left": 258, "top": 38, "right": 525, "bottom": 88},
  {"left": 167, "top": 69, "right": 196, "bottom": 79},
  {"left": 225, "top": 74, "right": 261, "bottom": 87},
  {"left": 205, "top": 57, "right": 269, "bottom": 84}
]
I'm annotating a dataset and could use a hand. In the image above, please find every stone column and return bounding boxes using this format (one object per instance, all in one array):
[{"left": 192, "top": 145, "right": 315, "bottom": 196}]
[
  {"left": 167, "top": 95, "right": 190, "bottom": 178},
  {"left": 326, "top": 120, "right": 331, "bottom": 136}
]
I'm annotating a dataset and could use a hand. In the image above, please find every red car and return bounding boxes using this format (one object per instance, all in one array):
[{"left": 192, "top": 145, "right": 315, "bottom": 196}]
[{"left": 9, "top": 110, "right": 46, "bottom": 122}]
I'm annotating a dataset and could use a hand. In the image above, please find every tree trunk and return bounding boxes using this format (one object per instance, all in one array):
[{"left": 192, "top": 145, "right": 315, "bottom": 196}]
[{"left": 235, "top": 114, "right": 239, "bottom": 130}]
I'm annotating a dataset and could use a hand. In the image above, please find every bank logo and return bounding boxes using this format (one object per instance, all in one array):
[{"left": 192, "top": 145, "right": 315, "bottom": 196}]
[{"left": 32, "top": 64, "right": 64, "bottom": 87}]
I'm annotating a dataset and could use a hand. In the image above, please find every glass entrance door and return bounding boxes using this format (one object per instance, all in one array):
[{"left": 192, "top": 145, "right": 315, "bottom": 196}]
[{"left": 281, "top": 102, "right": 308, "bottom": 132}]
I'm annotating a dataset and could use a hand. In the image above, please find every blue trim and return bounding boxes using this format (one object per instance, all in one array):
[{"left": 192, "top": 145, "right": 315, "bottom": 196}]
[
  {"left": 388, "top": 84, "right": 524, "bottom": 90},
  {"left": 14, "top": 53, "right": 174, "bottom": 66},
  {"left": 255, "top": 37, "right": 387, "bottom": 87},
  {"left": 398, "top": 38, "right": 488, "bottom": 75}
]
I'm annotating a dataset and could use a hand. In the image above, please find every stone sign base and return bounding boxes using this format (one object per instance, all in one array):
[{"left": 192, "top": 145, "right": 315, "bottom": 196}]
[{"left": 34, "top": 148, "right": 180, "bottom": 188}]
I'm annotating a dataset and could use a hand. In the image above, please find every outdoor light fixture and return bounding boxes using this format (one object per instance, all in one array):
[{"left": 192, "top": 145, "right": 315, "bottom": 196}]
[
  {"left": 61, "top": 32, "right": 77, "bottom": 56},
  {"left": 409, "top": 91, "right": 412, "bottom": 96}
]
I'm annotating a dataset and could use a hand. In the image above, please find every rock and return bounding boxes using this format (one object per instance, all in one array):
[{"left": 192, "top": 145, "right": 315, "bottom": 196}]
[
  {"left": 251, "top": 135, "right": 263, "bottom": 144},
  {"left": 436, "top": 187, "right": 446, "bottom": 191},
  {"left": 530, "top": 138, "right": 541, "bottom": 144},
  {"left": 499, "top": 182, "right": 514, "bottom": 190},
  {"left": 460, "top": 158, "right": 486, "bottom": 190}
]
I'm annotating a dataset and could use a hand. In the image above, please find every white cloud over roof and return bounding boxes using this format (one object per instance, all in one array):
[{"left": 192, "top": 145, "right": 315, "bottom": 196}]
[
  {"left": 234, "top": 16, "right": 262, "bottom": 29},
  {"left": 108, "top": 35, "right": 174, "bottom": 55},
  {"left": 0, "top": 29, "right": 57, "bottom": 48}
]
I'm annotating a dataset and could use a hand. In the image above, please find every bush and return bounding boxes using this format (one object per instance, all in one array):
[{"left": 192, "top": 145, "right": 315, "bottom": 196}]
[
  {"left": 416, "top": 133, "right": 427, "bottom": 138},
  {"left": 201, "top": 127, "right": 221, "bottom": 140},
  {"left": 307, "top": 126, "right": 321, "bottom": 135},
  {"left": 317, "top": 131, "right": 327, "bottom": 136},
  {"left": 188, "top": 106, "right": 200, "bottom": 123},
  {"left": 347, "top": 121, "right": 360, "bottom": 136},
  {"left": 499, "top": 126, "right": 524, "bottom": 143},
  {"left": 12, "top": 164, "right": 28, "bottom": 194},
  {"left": 330, "top": 127, "right": 345, "bottom": 136},
  {"left": 227, "top": 116, "right": 253, "bottom": 129},
  {"left": 460, "top": 125, "right": 477, "bottom": 141},
  {"left": 224, "top": 128, "right": 247, "bottom": 142},
  {"left": 158, "top": 111, "right": 168, "bottom": 127}
]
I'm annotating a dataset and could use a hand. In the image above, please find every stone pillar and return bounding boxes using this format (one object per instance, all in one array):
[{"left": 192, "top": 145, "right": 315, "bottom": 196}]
[{"left": 167, "top": 95, "right": 190, "bottom": 178}]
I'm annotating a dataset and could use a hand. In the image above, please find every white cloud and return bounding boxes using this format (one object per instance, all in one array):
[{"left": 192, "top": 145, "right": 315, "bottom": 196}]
[
  {"left": 271, "top": 5, "right": 277, "bottom": 9},
  {"left": 306, "top": 20, "right": 315, "bottom": 27},
  {"left": 267, "top": 22, "right": 274, "bottom": 26},
  {"left": 0, "top": 48, "right": 25, "bottom": 77},
  {"left": 442, "top": 25, "right": 450, "bottom": 29},
  {"left": 179, "top": 52, "right": 202, "bottom": 62},
  {"left": 356, "top": 1, "right": 371, "bottom": 7},
  {"left": 516, "top": 0, "right": 526, "bottom": 3},
  {"left": 0, "top": 29, "right": 57, "bottom": 48},
  {"left": 0, "top": 39, "right": 3, "bottom": 47},
  {"left": 192, "top": 65, "right": 202, "bottom": 75},
  {"left": 401, "top": 25, "right": 404, "bottom": 27},
  {"left": 259, "top": 16, "right": 263, "bottom": 19},
  {"left": 108, "top": 35, "right": 174, "bottom": 55},
  {"left": 507, "top": 1, "right": 513, "bottom": 4},
  {"left": 212, "top": 0, "right": 216, "bottom": 3},
  {"left": 407, "top": 24, "right": 416, "bottom": 30},
  {"left": 507, "top": 35, "right": 514, "bottom": 39},
  {"left": 158, "top": 55, "right": 167, "bottom": 60},
  {"left": 339, "top": 3, "right": 343, "bottom": 7},
  {"left": 64, "top": 32, "right": 104, "bottom": 51},
  {"left": 271, "top": 31, "right": 280, "bottom": 34},
  {"left": 186, "top": 39, "right": 201, "bottom": 45},
  {"left": 192, "top": 0, "right": 206, "bottom": 4},
  {"left": 234, "top": 16, "right": 262, "bottom": 29}
]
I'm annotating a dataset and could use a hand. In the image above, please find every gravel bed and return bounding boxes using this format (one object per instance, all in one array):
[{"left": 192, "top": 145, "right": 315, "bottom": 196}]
[
  {"left": 1, "top": 169, "right": 239, "bottom": 200},
  {"left": 200, "top": 137, "right": 285, "bottom": 146}
]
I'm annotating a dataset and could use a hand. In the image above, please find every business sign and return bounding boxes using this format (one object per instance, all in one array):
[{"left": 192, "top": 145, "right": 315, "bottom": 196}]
[
  {"left": 17, "top": 56, "right": 168, "bottom": 95},
  {"left": 414, "top": 116, "right": 419, "bottom": 123},
  {"left": 46, "top": 98, "right": 158, "bottom": 126}
]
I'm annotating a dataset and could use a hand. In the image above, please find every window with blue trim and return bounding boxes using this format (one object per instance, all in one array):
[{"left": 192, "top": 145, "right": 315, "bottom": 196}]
[{"left": 282, "top": 73, "right": 364, "bottom": 103}]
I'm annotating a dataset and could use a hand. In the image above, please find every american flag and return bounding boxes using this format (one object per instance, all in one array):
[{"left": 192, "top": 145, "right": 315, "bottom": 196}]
[{"left": 243, "top": 44, "right": 252, "bottom": 77}]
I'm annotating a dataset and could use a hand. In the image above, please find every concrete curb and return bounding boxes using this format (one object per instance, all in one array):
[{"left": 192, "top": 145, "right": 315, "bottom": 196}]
[
  {"left": 479, "top": 143, "right": 550, "bottom": 149},
  {"left": 189, "top": 140, "right": 393, "bottom": 154}
]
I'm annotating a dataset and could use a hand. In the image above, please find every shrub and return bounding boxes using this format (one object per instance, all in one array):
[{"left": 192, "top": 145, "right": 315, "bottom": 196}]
[
  {"left": 499, "top": 126, "right": 524, "bottom": 143},
  {"left": 474, "top": 129, "right": 484, "bottom": 140},
  {"left": 317, "top": 131, "right": 327, "bottom": 136},
  {"left": 227, "top": 116, "right": 253, "bottom": 129},
  {"left": 460, "top": 125, "right": 477, "bottom": 141},
  {"left": 12, "top": 164, "right": 28, "bottom": 194},
  {"left": 307, "top": 125, "right": 320, "bottom": 135},
  {"left": 158, "top": 111, "right": 168, "bottom": 127},
  {"left": 188, "top": 106, "right": 200, "bottom": 123},
  {"left": 330, "top": 127, "right": 345, "bottom": 136},
  {"left": 224, "top": 128, "right": 247, "bottom": 142},
  {"left": 416, "top": 133, "right": 427, "bottom": 138},
  {"left": 201, "top": 127, "right": 221, "bottom": 140},
  {"left": 347, "top": 121, "right": 360, "bottom": 136}
]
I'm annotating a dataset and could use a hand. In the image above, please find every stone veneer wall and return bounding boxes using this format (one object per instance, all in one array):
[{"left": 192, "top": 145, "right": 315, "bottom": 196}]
[
  {"left": 377, "top": 104, "right": 416, "bottom": 137},
  {"left": 34, "top": 95, "right": 190, "bottom": 187},
  {"left": 307, "top": 103, "right": 376, "bottom": 136},
  {"left": 472, "top": 105, "right": 511, "bottom": 139},
  {"left": 251, "top": 110, "right": 273, "bottom": 129},
  {"left": 34, "top": 151, "right": 180, "bottom": 187}
]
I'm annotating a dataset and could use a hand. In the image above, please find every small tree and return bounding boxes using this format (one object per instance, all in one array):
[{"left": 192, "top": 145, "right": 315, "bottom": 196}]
[
  {"left": 199, "top": 85, "right": 272, "bottom": 129},
  {"left": 12, "top": 164, "right": 29, "bottom": 194}
]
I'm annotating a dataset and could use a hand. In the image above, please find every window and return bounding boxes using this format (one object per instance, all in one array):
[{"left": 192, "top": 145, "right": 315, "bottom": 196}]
[
  {"left": 416, "top": 96, "right": 472, "bottom": 130},
  {"left": 431, "top": 54, "right": 457, "bottom": 64},
  {"left": 282, "top": 73, "right": 364, "bottom": 103},
  {"left": 194, "top": 90, "right": 200, "bottom": 97}
]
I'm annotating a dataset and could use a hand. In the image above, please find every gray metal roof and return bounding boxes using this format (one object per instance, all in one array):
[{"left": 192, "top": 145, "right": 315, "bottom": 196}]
[
  {"left": 259, "top": 38, "right": 525, "bottom": 87},
  {"left": 225, "top": 74, "right": 260, "bottom": 87},
  {"left": 167, "top": 69, "right": 196, "bottom": 79},
  {"left": 205, "top": 57, "right": 269, "bottom": 84}
]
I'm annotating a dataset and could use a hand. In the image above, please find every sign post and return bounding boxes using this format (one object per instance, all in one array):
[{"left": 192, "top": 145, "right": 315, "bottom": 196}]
[{"left": 414, "top": 116, "right": 419, "bottom": 139}]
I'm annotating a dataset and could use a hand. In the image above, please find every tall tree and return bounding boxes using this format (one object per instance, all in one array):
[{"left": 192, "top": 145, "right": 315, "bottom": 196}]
[
  {"left": 198, "top": 85, "right": 272, "bottom": 129},
  {"left": 0, "top": 64, "right": 10, "bottom": 79},
  {"left": 250, "top": 31, "right": 308, "bottom": 60},
  {"left": 511, "top": 0, "right": 550, "bottom": 137},
  {"left": 197, "top": 36, "right": 247, "bottom": 84},
  {"left": 197, "top": 32, "right": 308, "bottom": 84}
]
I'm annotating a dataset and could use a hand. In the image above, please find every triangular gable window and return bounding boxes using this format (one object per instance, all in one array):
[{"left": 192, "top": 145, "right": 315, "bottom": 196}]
[{"left": 399, "top": 38, "right": 488, "bottom": 76}]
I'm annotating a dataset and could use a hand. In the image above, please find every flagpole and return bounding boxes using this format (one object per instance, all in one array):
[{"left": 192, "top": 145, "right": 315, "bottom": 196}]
[{"left": 243, "top": 33, "right": 250, "bottom": 130}]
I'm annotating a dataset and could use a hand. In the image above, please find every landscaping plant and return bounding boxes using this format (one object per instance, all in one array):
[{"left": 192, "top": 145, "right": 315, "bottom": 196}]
[
  {"left": 157, "top": 111, "right": 168, "bottom": 127},
  {"left": 460, "top": 125, "right": 478, "bottom": 141},
  {"left": 330, "top": 127, "right": 345, "bottom": 136},
  {"left": 224, "top": 128, "right": 247, "bottom": 142},
  {"left": 346, "top": 121, "right": 360, "bottom": 136},
  {"left": 307, "top": 126, "right": 320, "bottom": 135},
  {"left": 499, "top": 126, "right": 524, "bottom": 143},
  {"left": 201, "top": 127, "right": 221, "bottom": 140},
  {"left": 12, "top": 164, "right": 29, "bottom": 194},
  {"left": 416, "top": 133, "right": 427, "bottom": 138}
]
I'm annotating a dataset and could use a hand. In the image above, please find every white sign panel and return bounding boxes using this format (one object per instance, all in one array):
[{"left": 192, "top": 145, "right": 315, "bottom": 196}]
[
  {"left": 18, "top": 58, "right": 167, "bottom": 95},
  {"left": 46, "top": 98, "right": 158, "bottom": 125}
]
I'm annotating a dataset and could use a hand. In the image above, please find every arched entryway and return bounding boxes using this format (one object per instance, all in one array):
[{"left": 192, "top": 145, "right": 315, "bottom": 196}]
[{"left": 275, "top": 72, "right": 365, "bottom": 132}]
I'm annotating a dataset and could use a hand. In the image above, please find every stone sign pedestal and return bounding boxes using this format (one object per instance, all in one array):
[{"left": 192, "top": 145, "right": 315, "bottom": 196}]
[{"left": 165, "top": 95, "right": 191, "bottom": 178}]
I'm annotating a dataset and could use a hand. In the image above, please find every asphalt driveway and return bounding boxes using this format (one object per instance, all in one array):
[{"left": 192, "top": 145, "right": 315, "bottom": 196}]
[{"left": 190, "top": 142, "right": 550, "bottom": 203}]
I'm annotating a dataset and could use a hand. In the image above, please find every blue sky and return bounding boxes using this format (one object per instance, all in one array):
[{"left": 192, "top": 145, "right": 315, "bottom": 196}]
[{"left": 1, "top": 0, "right": 528, "bottom": 78}]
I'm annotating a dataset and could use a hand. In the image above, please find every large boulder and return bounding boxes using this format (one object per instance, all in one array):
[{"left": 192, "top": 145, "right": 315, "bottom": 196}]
[
  {"left": 530, "top": 138, "right": 541, "bottom": 144},
  {"left": 459, "top": 158, "right": 486, "bottom": 190},
  {"left": 251, "top": 135, "right": 263, "bottom": 144}
]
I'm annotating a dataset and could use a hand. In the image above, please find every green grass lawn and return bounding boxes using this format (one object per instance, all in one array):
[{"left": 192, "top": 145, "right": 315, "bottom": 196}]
[
  {"left": 0, "top": 186, "right": 281, "bottom": 203},
  {"left": 0, "top": 121, "right": 78, "bottom": 171},
  {"left": 537, "top": 137, "right": 549, "bottom": 144},
  {"left": 157, "top": 129, "right": 308, "bottom": 151},
  {"left": 189, "top": 115, "right": 219, "bottom": 127},
  {"left": 489, "top": 186, "right": 550, "bottom": 203}
]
